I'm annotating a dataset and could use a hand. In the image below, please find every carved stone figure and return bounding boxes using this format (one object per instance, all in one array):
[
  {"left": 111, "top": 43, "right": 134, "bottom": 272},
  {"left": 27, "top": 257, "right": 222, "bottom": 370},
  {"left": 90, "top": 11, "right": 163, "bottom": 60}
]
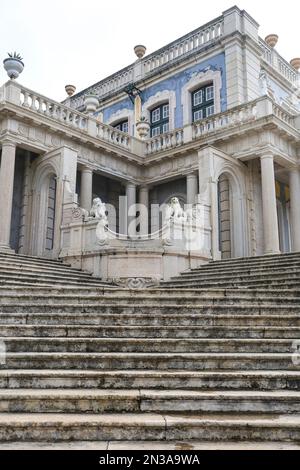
[
  {"left": 164, "top": 197, "right": 187, "bottom": 224},
  {"left": 89, "top": 197, "right": 108, "bottom": 225}
]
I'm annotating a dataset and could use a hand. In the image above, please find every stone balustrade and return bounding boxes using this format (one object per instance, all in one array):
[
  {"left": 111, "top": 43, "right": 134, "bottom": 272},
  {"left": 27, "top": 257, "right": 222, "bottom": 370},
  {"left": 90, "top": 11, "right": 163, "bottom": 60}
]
[
  {"left": 259, "top": 38, "right": 298, "bottom": 86},
  {"left": 1, "top": 81, "right": 139, "bottom": 154},
  {"left": 146, "top": 129, "right": 184, "bottom": 154},
  {"left": 68, "top": 17, "right": 224, "bottom": 109},
  {"left": 143, "top": 17, "right": 223, "bottom": 75},
  {"left": 0, "top": 82, "right": 297, "bottom": 158}
]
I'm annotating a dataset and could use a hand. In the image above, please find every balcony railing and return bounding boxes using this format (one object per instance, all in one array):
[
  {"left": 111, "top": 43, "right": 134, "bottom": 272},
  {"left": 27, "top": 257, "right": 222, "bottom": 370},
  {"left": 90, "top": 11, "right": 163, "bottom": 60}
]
[
  {"left": 1, "top": 81, "right": 297, "bottom": 159},
  {"left": 259, "top": 38, "right": 298, "bottom": 86}
]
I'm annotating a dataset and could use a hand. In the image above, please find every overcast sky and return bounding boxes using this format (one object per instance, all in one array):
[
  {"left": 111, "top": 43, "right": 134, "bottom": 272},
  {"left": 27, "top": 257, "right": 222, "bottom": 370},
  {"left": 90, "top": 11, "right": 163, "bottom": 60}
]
[{"left": 0, "top": 0, "right": 299, "bottom": 101}]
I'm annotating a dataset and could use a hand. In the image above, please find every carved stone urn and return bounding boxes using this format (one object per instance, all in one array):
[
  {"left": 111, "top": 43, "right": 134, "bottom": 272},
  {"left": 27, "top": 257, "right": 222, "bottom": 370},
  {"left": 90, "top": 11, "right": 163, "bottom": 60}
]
[
  {"left": 65, "top": 84, "right": 76, "bottom": 96},
  {"left": 136, "top": 118, "right": 150, "bottom": 139},
  {"left": 265, "top": 34, "right": 278, "bottom": 48},
  {"left": 134, "top": 45, "right": 146, "bottom": 59},
  {"left": 84, "top": 94, "right": 99, "bottom": 114},
  {"left": 3, "top": 53, "right": 24, "bottom": 79},
  {"left": 290, "top": 58, "right": 300, "bottom": 71}
]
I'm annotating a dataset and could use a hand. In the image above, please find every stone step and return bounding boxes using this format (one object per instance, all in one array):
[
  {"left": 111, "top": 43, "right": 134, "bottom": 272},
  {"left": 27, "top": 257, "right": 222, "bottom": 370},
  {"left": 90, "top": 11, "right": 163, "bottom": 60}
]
[
  {"left": 0, "top": 252, "right": 70, "bottom": 268},
  {"left": 0, "top": 412, "right": 299, "bottom": 442},
  {"left": 0, "top": 313, "right": 298, "bottom": 327},
  {"left": 0, "top": 389, "right": 299, "bottom": 414},
  {"left": 189, "top": 258, "right": 300, "bottom": 273},
  {"left": 0, "top": 259, "right": 85, "bottom": 275},
  {"left": 0, "top": 303, "right": 299, "bottom": 315},
  {"left": 0, "top": 269, "right": 107, "bottom": 285},
  {"left": 0, "top": 324, "right": 299, "bottom": 339},
  {"left": 203, "top": 252, "right": 300, "bottom": 266},
  {"left": 162, "top": 279, "right": 300, "bottom": 289},
  {"left": 166, "top": 271, "right": 300, "bottom": 285},
  {"left": 0, "top": 440, "right": 299, "bottom": 450},
  {"left": 1, "top": 369, "right": 299, "bottom": 390},
  {"left": 1, "top": 337, "right": 297, "bottom": 354},
  {"left": 1, "top": 286, "right": 300, "bottom": 299},
  {"left": 179, "top": 263, "right": 300, "bottom": 279},
  {"left": 1, "top": 294, "right": 300, "bottom": 307},
  {"left": 0, "top": 352, "right": 297, "bottom": 370}
]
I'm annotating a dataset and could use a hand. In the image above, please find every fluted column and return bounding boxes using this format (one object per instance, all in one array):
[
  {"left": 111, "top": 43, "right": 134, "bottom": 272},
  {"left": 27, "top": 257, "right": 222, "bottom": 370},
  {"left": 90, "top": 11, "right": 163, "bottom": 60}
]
[
  {"left": 126, "top": 182, "right": 136, "bottom": 237},
  {"left": 260, "top": 154, "right": 280, "bottom": 254},
  {"left": 80, "top": 167, "right": 93, "bottom": 211},
  {"left": 139, "top": 186, "right": 149, "bottom": 236},
  {"left": 0, "top": 141, "right": 17, "bottom": 251},
  {"left": 186, "top": 173, "right": 198, "bottom": 205},
  {"left": 289, "top": 168, "right": 300, "bottom": 252}
]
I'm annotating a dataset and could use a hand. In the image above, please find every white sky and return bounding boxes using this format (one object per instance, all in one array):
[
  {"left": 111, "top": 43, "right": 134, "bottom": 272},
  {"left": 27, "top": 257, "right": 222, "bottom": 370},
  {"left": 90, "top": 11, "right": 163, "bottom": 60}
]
[{"left": 0, "top": 0, "right": 299, "bottom": 101}]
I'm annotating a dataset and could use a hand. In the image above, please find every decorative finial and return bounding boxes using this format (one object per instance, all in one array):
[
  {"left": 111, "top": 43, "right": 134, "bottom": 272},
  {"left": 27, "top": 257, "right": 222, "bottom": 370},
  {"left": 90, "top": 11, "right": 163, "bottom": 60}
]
[
  {"left": 134, "top": 45, "right": 146, "bottom": 59},
  {"left": 65, "top": 84, "right": 76, "bottom": 96},
  {"left": 290, "top": 58, "right": 300, "bottom": 71},
  {"left": 265, "top": 34, "right": 278, "bottom": 48},
  {"left": 3, "top": 52, "right": 24, "bottom": 79}
]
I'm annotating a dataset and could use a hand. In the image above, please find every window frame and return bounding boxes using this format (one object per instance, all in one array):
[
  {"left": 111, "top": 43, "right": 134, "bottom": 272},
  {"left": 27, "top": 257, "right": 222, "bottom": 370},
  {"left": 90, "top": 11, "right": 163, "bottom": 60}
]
[
  {"left": 191, "top": 83, "right": 215, "bottom": 122},
  {"left": 113, "top": 119, "right": 129, "bottom": 134},
  {"left": 150, "top": 103, "right": 169, "bottom": 137}
]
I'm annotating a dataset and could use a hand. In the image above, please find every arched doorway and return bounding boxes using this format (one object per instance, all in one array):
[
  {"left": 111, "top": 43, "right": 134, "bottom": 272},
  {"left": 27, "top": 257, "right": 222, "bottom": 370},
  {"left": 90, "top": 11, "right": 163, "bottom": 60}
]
[
  {"left": 217, "top": 170, "right": 248, "bottom": 259},
  {"left": 30, "top": 165, "right": 60, "bottom": 259}
]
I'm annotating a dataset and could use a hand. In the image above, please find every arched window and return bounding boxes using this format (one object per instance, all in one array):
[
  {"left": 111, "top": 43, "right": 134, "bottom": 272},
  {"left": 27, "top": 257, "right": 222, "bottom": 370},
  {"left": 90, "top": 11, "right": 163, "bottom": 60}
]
[{"left": 150, "top": 102, "right": 169, "bottom": 137}]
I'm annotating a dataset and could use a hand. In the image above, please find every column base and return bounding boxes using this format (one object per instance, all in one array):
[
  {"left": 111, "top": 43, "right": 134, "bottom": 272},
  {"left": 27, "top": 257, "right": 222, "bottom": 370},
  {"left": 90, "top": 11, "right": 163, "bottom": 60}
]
[
  {"left": 0, "top": 245, "right": 15, "bottom": 254},
  {"left": 264, "top": 250, "right": 281, "bottom": 255}
]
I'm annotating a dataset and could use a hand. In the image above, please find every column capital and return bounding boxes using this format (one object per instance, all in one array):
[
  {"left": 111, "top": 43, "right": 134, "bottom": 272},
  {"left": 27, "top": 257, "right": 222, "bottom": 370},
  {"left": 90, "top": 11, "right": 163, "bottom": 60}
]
[
  {"left": 260, "top": 153, "right": 274, "bottom": 161},
  {"left": 0, "top": 139, "right": 17, "bottom": 149},
  {"left": 186, "top": 173, "right": 198, "bottom": 180},
  {"left": 81, "top": 166, "right": 93, "bottom": 174},
  {"left": 126, "top": 182, "right": 136, "bottom": 189}
]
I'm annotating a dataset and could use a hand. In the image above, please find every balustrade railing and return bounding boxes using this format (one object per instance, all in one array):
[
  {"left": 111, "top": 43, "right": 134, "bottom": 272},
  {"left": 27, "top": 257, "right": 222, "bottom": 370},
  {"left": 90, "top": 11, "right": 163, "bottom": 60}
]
[
  {"left": 146, "top": 129, "right": 184, "bottom": 154},
  {"left": 259, "top": 38, "right": 298, "bottom": 86},
  {"left": 143, "top": 18, "right": 223, "bottom": 75}
]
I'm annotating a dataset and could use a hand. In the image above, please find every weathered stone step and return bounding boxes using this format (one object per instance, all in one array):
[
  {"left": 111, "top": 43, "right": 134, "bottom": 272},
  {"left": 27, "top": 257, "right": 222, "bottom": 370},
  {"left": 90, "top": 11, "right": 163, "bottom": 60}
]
[
  {"left": 189, "top": 257, "right": 300, "bottom": 273},
  {"left": 1, "top": 337, "right": 297, "bottom": 354},
  {"left": 0, "top": 324, "right": 299, "bottom": 339},
  {"left": 0, "top": 313, "right": 298, "bottom": 327},
  {"left": 178, "top": 264, "right": 300, "bottom": 280},
  {"left": 166, "top": 271, "right": 300, "bottom": 285},
  {"left": 1, "top": 286, "right": 300, "bottom": 299},
  {"left": 1, "top": 370, "right": 299, "bottom": 390},
  {"left": 1, "top": 352, "right": 297, "bottom": 370},
  {"left": 0, "top": 269, "right": 107, "bottom": 285},
  {"left": 0, "top": 389, "right": 299, "bottom": 414},
  {"left": 0, "top": 440, "right": 299, "bottom": 450},
  {"left": 1, "top": 294, "right": 300, "bottom": 307},
  {"left": 0, "top": 259, "right": 85, "bottom": 275},
  {"left": 1, "top": 304, "right": 299, "bottom": 316},
  {"left": 203, "top": 252, "right": 300, "bottom": 266},
  {"left": 0, "top": 412, "right": 299, "bottom": 442},
  {"left": 162, "top": 279, "right": 300, "bottom": 289},
  {"left": 0, "top": 252, "right": 70, "bottom": 268}
]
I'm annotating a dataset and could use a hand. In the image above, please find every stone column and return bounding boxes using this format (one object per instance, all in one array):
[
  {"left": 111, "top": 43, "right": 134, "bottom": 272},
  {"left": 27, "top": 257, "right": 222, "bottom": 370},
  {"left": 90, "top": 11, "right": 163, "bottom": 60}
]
[
  {"left": 139, "top": 186, "right": 149, "bottom": 236},
  {"left": 260, "top": 154, "right": 280, "bottom": 254},
  {"left": 150, "top": 188, "right": 160, "bottom": 233},
  {"left": 126, "top": 182, "right": 136, "bottom": 237},
  {"left": 186, "top": 173, "right": 198, "bottom": 206},
  {"left": 0, "top": 141, "right": 17, "bottom": 251},
  {"left": 80, "top": 167, "right": 93, "bottom": 211},
  {"left": 289, "top": 168, "right": 300, "bottom": 252}
]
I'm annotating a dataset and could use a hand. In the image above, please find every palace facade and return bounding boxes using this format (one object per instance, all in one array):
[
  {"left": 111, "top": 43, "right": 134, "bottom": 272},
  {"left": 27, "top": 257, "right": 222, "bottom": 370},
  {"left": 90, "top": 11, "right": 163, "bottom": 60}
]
[{"left": 0, "top": 6, "right": 299, "bottom": 286}]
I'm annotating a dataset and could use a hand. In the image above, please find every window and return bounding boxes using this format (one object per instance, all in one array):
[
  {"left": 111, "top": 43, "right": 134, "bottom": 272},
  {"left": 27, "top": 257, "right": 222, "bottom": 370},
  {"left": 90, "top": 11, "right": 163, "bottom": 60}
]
[
  {"left": 113, "top": 120, "right": 129, "bottom": 133},
  {"left": 192, "top": 84, "right": 214, "bottom": 122},
  {"left": 150, "top": 103, "right": 169, "bottom": 137}
]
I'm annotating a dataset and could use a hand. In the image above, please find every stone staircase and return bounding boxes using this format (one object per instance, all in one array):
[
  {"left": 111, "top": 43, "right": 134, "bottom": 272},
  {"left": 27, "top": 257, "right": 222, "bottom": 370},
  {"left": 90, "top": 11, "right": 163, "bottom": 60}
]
[{"left": 0, "top": 252, "right": 299, "bottom": 449}]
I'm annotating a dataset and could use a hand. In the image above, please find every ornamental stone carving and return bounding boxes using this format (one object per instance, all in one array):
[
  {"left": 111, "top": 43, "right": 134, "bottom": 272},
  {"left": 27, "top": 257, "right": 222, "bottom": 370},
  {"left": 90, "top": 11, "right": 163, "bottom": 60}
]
[
  {"left": 89, "top": 197, "right": 108, "bottom": 224},
  {"left": 164, "top": 197, "right": 187, "bottom": 224}
]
